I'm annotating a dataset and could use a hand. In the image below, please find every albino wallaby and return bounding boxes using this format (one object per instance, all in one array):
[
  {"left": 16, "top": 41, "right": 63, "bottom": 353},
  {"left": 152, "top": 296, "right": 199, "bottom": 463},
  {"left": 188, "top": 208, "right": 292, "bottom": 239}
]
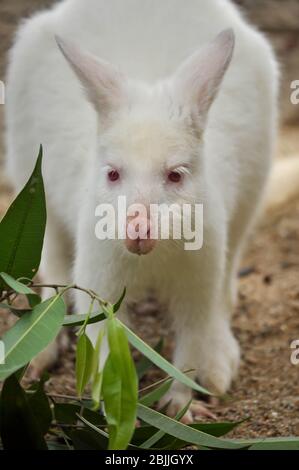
[{"left": 5, "top": 0, "right": 278, "bottom": 422}]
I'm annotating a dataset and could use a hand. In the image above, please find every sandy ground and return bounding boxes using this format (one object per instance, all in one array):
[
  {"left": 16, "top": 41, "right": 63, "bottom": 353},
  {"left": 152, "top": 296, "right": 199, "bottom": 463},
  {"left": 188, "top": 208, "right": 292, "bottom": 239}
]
[{"left": 1, "top": 0, "right": 299, "bottom": 440}]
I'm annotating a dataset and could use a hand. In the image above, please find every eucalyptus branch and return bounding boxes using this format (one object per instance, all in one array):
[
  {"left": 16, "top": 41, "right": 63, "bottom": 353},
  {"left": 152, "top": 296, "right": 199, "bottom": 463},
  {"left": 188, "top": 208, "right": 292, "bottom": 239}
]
[
  {"left": 0, "top": 290, "right": 15, "bottom": 303},
  {"left": 47, "top": 393, "right": 91, "bottom": 402},
  {"left": 29, "top": 282, "right": 108, "bottom": 308},
  {"left": 0, "top": 282, "right": 109, "bottom": 309},
  {"left": 77, "top": 297, "right": 96, "bottom": 337},
  {"left": 46, "top": 369, "right": 195, "bottom": 402}
]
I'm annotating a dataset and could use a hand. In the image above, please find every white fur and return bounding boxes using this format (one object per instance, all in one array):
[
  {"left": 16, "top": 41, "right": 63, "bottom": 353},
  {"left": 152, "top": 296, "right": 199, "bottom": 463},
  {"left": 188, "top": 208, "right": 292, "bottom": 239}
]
[
  {"left": 265, "top": 157, "right": 299, "bottom": 211},
  {"left": 5, "top": 0, "right": 279, "bottom": 417}
]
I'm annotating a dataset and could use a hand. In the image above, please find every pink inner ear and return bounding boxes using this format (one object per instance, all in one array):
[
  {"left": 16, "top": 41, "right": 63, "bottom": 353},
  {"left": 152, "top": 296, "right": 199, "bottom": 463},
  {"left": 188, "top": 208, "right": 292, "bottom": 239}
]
[
  {"left": 174, "top": 29, "right": 235, "bottom": 118},
  {"left": 56, "top": 36, "right": 126, "bottom": 115}
]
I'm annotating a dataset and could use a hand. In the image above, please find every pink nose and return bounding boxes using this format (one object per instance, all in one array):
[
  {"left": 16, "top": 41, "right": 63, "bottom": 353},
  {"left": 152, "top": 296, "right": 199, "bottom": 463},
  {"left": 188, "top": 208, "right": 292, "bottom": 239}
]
[{"left": 125, "top": 215, "right": 156, "bottom": 255}]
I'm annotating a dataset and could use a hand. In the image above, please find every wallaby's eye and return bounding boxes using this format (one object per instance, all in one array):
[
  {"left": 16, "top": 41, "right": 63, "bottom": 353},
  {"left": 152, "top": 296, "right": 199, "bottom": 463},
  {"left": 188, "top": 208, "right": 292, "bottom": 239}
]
[
  {"left": 108, "top": 169, "right": 120, "bottom": 182},
  {"left": 167, "top": 171, "right": 182, "bottom": 184}
]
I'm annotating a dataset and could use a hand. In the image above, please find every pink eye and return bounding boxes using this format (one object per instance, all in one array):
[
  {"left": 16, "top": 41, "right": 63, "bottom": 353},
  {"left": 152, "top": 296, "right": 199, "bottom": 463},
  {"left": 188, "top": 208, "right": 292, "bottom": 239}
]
[
  {"left": 168, "top": 171, "right": 182, "bottom": 184},
  {"left": 108, "top": 169, "right": 120, "bottom": 182}
]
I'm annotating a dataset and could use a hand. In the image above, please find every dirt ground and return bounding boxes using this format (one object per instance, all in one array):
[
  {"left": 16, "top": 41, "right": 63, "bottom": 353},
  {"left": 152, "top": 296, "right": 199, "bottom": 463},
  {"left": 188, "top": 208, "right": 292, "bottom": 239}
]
[{"left": 1, "top": 0, "right": 299, "bottom": 440}]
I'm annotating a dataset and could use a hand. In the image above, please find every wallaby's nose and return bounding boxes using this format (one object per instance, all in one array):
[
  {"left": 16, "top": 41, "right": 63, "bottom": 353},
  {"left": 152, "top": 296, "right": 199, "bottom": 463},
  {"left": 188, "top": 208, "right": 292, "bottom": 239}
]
[{"left": 126, "top": 215, "right": 156, "bottom": 255}]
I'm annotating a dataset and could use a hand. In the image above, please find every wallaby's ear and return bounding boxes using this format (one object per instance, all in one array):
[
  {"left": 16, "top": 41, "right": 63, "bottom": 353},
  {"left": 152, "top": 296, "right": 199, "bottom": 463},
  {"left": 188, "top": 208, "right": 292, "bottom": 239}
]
[
  {"left": 55, "top": 36, "right": 126, "bottom": 116},
  {"left": 173, "top": 29, "right": 235, "bottom": 127}
]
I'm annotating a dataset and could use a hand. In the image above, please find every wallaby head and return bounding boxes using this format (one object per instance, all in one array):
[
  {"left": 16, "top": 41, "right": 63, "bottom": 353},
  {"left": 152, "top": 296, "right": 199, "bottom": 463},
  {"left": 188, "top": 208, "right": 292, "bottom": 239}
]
[{"left": 56, "top": 29, "right": 234, "bottom": 255}]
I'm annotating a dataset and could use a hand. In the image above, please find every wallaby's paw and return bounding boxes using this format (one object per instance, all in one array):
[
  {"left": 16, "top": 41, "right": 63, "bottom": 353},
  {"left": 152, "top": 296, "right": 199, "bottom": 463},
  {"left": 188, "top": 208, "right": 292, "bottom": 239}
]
[
  {"left": 198, "top": 330, "right": 240, "bottom": 396},
  {"left": 181, "top": 401, "right": 217, "bottom": 424},
  {"left": 27, "top": 344, "right": 58, "bottom": 381},
  {"left": 159, "top": 389, "right": 216, "bottom": 424}
]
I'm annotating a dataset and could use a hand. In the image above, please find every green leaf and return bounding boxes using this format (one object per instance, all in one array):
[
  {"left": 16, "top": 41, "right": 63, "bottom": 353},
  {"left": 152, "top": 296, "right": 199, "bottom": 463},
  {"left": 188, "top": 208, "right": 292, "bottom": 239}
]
[
  {"left": 76, "top": 333, "right": 94, "bottom": 397},
  {"left": 54, "top": 403, "right": 105, "bottom": 427},
  {"left": 76, "top": 415, "right": 140, "bottom": 450},
  {"left": 27, "top": 379, "right": 52, "bottom": 435},
  {"left": 0, "top": 295, "right": 66, "bottom": 380},
  {"left": 14, "top": 365, "right": 29, "bottom": 382},
  {"left": 102, "top": 315, "right": 138, "bottom": 450},
  {"left": 139, "top": 379, "right": 173, "bottom": 407},
  {"left": 70, "top": 429, "right": 107, "bottom": 450},
  {"left": 140, "top": 401, "right": 192, "bottom": 449},
  {"left": 131, "top": 426, "right": 157, "bottom": 446},
  {"left": 47, "top": 441, "right": 71, "bottom": 451},
  {"left": 137, "top": 404, "right": 245, "bottom": 450},
  {"left": 0, "top": 375, "right": 47, "bottom": 449},
  {"left": 91, "top": 327, "right": 105, "bottom": 410},
  {"left": 63, "top": 311, "right": 106, "bottom": 327},
  {"left": 91, "top": 327, "right": 105, "bottom": 379},
  {"left": 0, "top": 272, "right": 41, "bottom": 307},
  {"left": 237, "top": 437, "right": 299, "bottom": 450},
  {"left": 28, "top": 294, "right": 42, "bottom": 308},
  {"left": 250, "top": 439, "right": 299, "bottom": 450},
  {"left": 91, "top": 372, "right": 103, "bottom": 411},
  {"left": 131, "top": 420, "right": 240, "bottom": 448},
  {"left": 102, "top": 355, "right": 122, "bottom": 445},
  {"left": 113, "top": 288, "right": 127, "bottom": 313},
  {"left": 155, "top": 421, "right": 242, "bottom": 450},
  {"left": 0, "top": 273, "right": 35, "bottom": 295},
  {"left": 75, "top": 415, "right": 110, "bottom": 450},
  {"left": 121, "top": 321, "right": 210, "bottom": 396},
  {"left": 191, "top": 421, "right": 242, "bottom": 438},
  {"left": 136, "top": 338, "right": 164, "bottom": 379},
  {"left": 0, "top": 303, "right": 31, "bottom": 317},
  {"left": 0, "top": 147, "right": 46, "bottom": 291}
]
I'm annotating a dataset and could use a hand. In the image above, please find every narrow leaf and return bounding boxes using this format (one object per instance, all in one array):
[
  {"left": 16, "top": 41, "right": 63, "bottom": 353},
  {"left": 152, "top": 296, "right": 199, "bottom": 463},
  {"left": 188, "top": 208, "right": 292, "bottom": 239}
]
[
  {"left": 0, "top": 303, "right": 31, "bottom": 317},
  {"left": 236, "top": 437, "right": 299, "bottom": 450},
  {"left": 77, "top": 415, "right": 140, "bottom": 450},
  {"left": 137, "top": 404, "right": 245, "bottom": 450},
  {"left": 91, "top": 328, "right": 105, "bottom": 410},
  {"left": 0, "top": 375, "right": 47, "bottom": 449},
  {"left": 0, "top": 272, "right": 41, "bottom": 306},
  {"left": 91, "top": 372, "right": 103, "bottom": 411},
  {"left": 102, "top": 315, "right": 138, "bottom": 450},
  {"left": 54, "top": 403, "right": 105, "bottom": 427},
  {"left": 63, "top": 311, "right": 105, "bottom": 327},
  {"left": 71, "top": 429, "right": 107, "bottom": 450},
  {"left": 139, "top": 379, "right": 173, "bottom": 407},
  {"left": 0, "top": 147, "right": 46, "bottom": 290},
  {"left": 121, "top": 321, "right": 210, "bottom": 396},
  {"left": 140, "top": 400, "right": 192, "bottom": 449},
  {"left": 0, "top": 295, "right": 66, "bottom": 380},
  {"left": 136, "top": 338, "right": 164, "bottom": 379},
  {"left": 0, "top": 273, "right": 36, "bottom": 295},
  {"left": 113, "top": 288, "right": 127, "bottom": 313},
  {"left": 28, "top": 379, "right": 52, "bottom": 435},
  {"left": 76, "top": 333, "right": 94, "bottom": 397}
]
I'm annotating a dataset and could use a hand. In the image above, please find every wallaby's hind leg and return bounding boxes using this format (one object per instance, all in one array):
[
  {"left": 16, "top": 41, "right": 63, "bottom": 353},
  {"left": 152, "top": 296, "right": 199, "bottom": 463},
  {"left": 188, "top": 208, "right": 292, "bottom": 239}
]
[
  {"left": 28, "top": 210, "right": 73, "bottom": 380},
  {"left": 224, "top": 224, "right": 248, "bottom": 315}
]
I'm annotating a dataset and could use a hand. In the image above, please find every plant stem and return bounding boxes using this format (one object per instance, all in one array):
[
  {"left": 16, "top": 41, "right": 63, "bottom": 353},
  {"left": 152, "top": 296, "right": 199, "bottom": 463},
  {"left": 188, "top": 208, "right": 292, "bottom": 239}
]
[
  {"left": 0, "top": 282, "right": 109, "bottom": 309},
  {"left": 138, "top": 369, "right": 195, "bottom": 393},
  {"left": 77, "top": 298, "right": 95, "bottom": 337},
  {"left": 29, "top": 283, "right": 108, "bottom": 307},
  {"left": 47, "top": 393, "right": 91, "bottom": 401}
]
